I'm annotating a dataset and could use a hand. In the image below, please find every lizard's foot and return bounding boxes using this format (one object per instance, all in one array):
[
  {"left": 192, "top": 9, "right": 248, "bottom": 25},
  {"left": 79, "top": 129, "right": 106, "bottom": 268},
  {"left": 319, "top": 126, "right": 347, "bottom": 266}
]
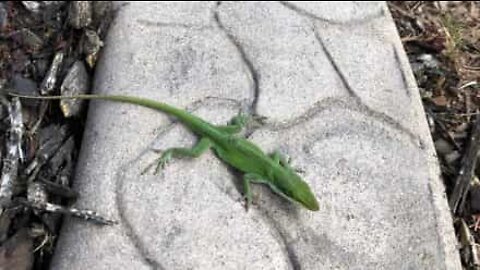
[
  {"left": 242, "top": 193, "right": 252, "bottom": 212},
  {"left": 141, "top": 139, "right": 212, "bottom": 175},
  {"left": 248, "top": 114, "right": 268, "bottom": 129},
  {"left": 154, "top": 151, "right": 173, "bottom": 174},
  {"left": 251, "top": 114, "right": 268, "bottom": 124},
  {"left": 293, "top": 164, "right": 305, "bottom": 174},
  {"left": 229, "top": 113, "right": 249, "bottom": 127},
  {"left": 140, "top": 151, "right": 173, "bottom": 175}
]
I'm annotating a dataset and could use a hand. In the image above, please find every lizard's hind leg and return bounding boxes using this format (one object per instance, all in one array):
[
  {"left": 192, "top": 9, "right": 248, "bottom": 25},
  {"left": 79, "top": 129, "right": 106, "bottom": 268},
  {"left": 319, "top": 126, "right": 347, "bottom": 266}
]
[
  {"left": 142, "top": 137, "right": 212, "bottom": 175},
  {"left": 243, "top": 173, "right": 269, "bottom": 211}
]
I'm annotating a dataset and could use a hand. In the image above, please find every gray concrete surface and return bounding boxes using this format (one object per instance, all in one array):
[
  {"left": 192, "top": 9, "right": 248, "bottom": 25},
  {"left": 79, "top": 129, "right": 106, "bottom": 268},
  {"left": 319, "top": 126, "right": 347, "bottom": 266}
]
[{"left": 51, "top": 2, "right": 462, "bottom": 269}]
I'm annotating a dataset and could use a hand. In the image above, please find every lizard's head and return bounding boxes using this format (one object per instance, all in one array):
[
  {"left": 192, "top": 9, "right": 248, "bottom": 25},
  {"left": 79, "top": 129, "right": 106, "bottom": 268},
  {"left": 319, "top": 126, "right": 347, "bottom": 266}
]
[{"left": 276, "top": 172, "right": 319, "bottom": 211}]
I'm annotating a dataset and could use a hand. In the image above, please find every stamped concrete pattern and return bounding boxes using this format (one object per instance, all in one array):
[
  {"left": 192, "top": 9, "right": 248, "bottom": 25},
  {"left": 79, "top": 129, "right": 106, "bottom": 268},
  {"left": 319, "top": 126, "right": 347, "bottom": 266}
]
[{"left": 51, "top": 2, "right": 461, "bottom": 269}]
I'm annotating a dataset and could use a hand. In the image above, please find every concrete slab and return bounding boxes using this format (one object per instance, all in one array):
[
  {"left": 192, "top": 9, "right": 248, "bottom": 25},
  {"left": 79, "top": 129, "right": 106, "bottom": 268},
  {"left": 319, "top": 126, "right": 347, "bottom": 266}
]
[{"left": 51, "top": 2, "right": 461, "bottom": 269}]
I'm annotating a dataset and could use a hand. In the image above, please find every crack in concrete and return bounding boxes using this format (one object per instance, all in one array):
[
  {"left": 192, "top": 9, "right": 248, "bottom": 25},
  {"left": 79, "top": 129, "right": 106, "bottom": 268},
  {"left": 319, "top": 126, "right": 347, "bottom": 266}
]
[
  {"left": 264, "top": 96, "right": 409, "bottom": 144},
  {"left": 279, "top": 1, "right": 385, "bottom": 26},
  {"left": 136, "top": 19, "right": 213, "bottom": 31},
  {"left": 312, "top": 30, "right": 357, "bottom": 99},
  {"left": 213, "top": 1, "right": 260, "bottom": 116},
  {"left": 262, "top": 97, "right": 420, "bottom": 148},
  {"left": 115, "top": 168, "right": 165, "bottom": 270},
  {"left": 303, "top": 228, "right": 358, "bottom": 268},
  {"left": 312, "top": 27, "right": 420, "bottom": 144},
  {"left": 271, "top": 224, "right": 302, "bottom": 270},
  {"left": 256, "top": 206, "right": 304, "bottom": 270}
]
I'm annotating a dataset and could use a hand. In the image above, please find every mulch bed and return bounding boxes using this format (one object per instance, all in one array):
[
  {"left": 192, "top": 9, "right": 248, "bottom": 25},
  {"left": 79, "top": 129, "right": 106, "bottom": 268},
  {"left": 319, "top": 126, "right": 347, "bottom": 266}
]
[
  {"left": 389, "top": 2, "right": 480, "bottom": 269},
  {"left": 0, "top": 2, "right": 113, "bottom": 269}
]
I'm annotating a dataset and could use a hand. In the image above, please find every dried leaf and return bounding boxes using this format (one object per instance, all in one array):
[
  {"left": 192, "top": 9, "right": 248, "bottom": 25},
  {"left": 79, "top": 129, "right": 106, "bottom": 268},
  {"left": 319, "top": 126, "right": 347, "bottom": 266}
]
[
  {"left": 431, "top": 95, "right": 448, "bottom": 106},
  {"left": 0, "top": 229, "right": 33, "bottom": 270}
]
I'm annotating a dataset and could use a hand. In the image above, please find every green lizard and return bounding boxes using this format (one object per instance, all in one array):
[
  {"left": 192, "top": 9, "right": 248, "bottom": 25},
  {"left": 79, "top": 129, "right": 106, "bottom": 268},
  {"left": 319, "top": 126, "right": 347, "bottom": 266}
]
[{"left": 8, "top": 93, "right": 319, "bottom": 211}]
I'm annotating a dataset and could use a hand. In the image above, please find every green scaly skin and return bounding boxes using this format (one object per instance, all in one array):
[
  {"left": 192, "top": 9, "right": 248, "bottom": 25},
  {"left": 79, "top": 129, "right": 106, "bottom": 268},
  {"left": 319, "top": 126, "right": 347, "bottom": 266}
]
[{"left": 8, "top": 93, "right": 319, "bottom": 211}]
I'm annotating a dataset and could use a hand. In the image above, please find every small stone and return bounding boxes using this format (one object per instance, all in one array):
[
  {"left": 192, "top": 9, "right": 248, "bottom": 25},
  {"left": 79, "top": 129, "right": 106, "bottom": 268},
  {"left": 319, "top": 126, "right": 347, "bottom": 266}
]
[
  {"left": 42, "top": 2, "right": 67, "bottom": 19},
  {"left": 0, "top": 229, "right": 33, "bottom": 270},
  {"left": 11, "top": 74, "right": 41, "bottom": 108},
  {"left": 12, "top": 74, "right": 37, "bottom": 95},
  {"left": 445, "top": 151, "right": 461, "bottom": 164},
  {"left": 470, "top": 185, "right": 480, "bottom": 214},
  {"left": 455, "top": 123, "right": 469, "bottom": 133},
  {"left": 0, "top": 3, "right": 8, "bottom": 30},
  {"left": 40, "top": 51, "right": 64, "bottom": 95},
  {"left": 19, "top": 29, "right": 44, "bottom": 52},
  {"left": 417, "top": 54, "right": 440, "bottom": 69},
  {"left": 92, "top": 1, "right": 113, "bottom": 25},
  {"left": 68, "top": 1, "right": 92, "bottom": 29},
  {"left": 22, "top": 1, "right": 41, "bottom": 13},
  {"left": 434, "top": 139, "right": 454, "bottom": 156},
  {"left": 22, "top": 1, "right": 66, "bottom": 15},
  {"left": 42, "top": 1, "right": 66, "bottom": 8},
  {"left": 82, "top": 30, "right": 103, "bottom": 68},
  {"left": 34, "top": 59, "right": 49, "bottom": 78},
  {"left": 60, "top": 61, "right": 89, "bottom": 117},
  {"left": 430, "top": 96, "right": 448, "bottom": 107},
  {"left": 453, "top": 132, "right": 468, "bottom": 140}
]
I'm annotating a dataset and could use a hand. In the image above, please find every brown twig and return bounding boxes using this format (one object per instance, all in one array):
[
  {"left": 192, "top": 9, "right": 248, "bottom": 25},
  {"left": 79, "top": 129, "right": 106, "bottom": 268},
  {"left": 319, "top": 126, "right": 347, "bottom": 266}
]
[
  {"left": 426, "top": 108, "right": 462, "bottom": 150},
  {"left": 450, "top": 115, "right": 480, "bottom": 214}
]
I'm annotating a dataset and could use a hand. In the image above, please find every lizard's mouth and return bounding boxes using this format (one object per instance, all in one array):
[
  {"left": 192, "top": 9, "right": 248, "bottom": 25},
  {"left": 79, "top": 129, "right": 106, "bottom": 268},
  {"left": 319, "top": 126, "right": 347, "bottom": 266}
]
[
  {"left": 301, "top": 196, "right": 319, "bottom": 211},
  {"left": 295, "top": 184, "right": 319, "bottom": 211}
]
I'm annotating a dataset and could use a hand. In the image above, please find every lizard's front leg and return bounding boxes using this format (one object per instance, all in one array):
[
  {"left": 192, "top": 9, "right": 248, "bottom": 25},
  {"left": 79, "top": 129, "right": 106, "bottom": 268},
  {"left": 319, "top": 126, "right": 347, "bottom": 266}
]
[
  {"left": 270, "top": 151, "right": 304, "bottom": 173},
  {"left": 143, "top": 137, "right": 212, "bottom": 174},
  {"left": 216, "top": 113, "right": 267, "bottom": 134},
  {"left": 215, "top": 114, "right": 249, "bottom": 134}
]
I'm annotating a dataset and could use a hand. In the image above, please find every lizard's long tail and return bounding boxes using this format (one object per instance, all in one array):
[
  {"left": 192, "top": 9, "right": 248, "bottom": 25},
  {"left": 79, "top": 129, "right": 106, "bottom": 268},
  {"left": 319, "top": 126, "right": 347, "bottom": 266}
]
[{"left": 7, "top": 93, "right": 208, "bottom": 130}]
